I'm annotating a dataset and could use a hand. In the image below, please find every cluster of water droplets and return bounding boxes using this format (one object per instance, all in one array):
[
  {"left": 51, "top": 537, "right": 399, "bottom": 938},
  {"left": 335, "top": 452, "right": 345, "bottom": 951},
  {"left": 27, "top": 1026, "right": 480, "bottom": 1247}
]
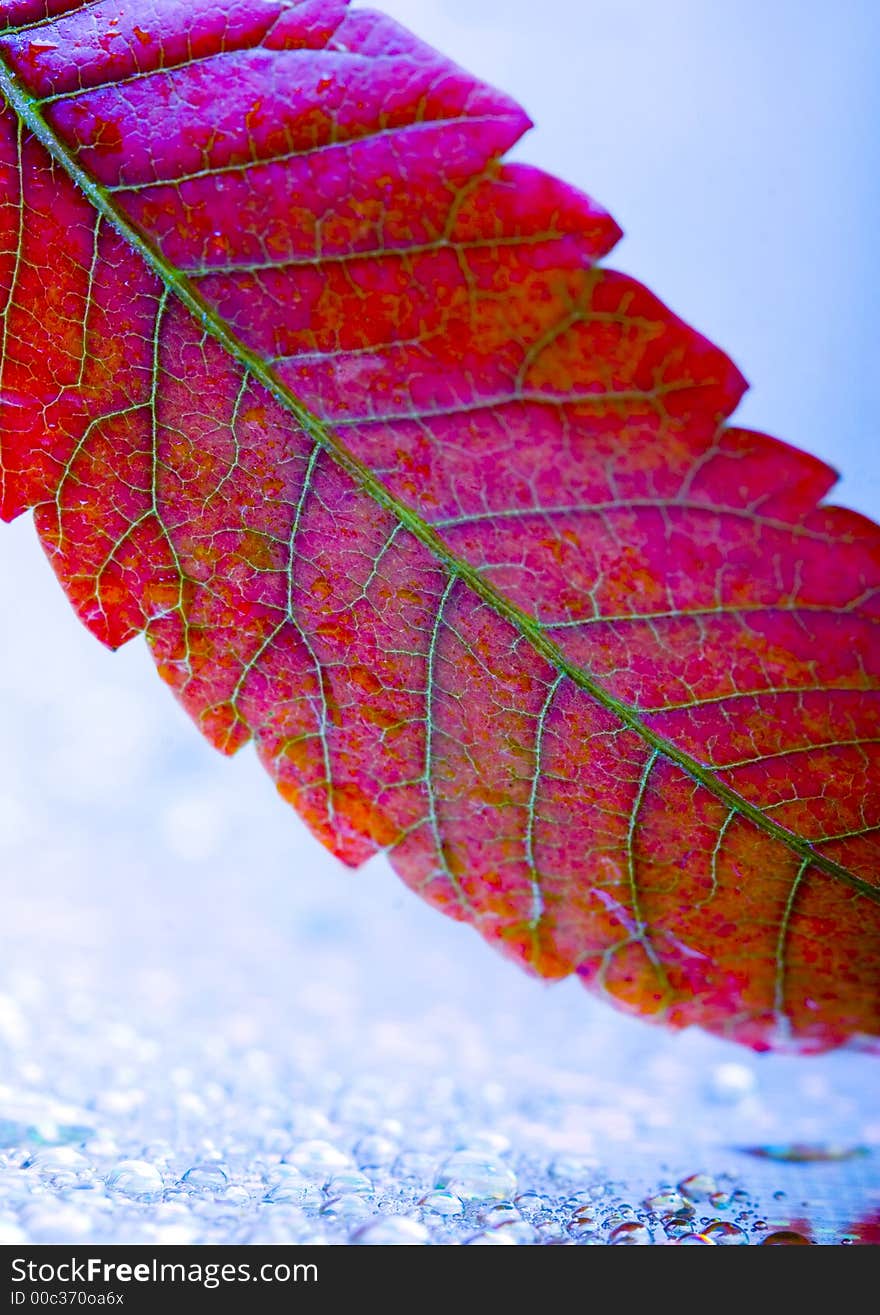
[
  {"left": 0, "top": 952, "right": 875, "bottom": 1248},
  {"left": 1, "top": 951, "right": 875, "bottom": 1249},
  {"left": 0, "top": 901, "right": 874, "bottom": 1249},
  {"left": 1, "top": 1093, "right": 851, "bottom": 1245}
]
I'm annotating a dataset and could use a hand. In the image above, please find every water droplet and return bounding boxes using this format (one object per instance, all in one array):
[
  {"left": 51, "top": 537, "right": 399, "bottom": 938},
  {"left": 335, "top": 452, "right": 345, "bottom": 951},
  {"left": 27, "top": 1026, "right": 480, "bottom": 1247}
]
[
  {"left": 268, "top": 1164, "right": 307, "bottom": 1185},
  {"left": 392, "top": 1150, "right": 435, "bottom": 1183},
  {"left": 704, "top": 1221, "right": 749, "bottom": 1245},
  {"left": 23, "top": 1147, "right": 89, "bottom": 1174},
  {"left": 351, "top": 1217, "right": 428, "bottom": 1245},
  {"left": 434, "top": 1149, "right": 516, "bottom": 1202},
  {"left": 644, "top": 1189, "right": 686, "bottom": 1213},
  {"left": 675, "top": 1232, "right": 716, "bottom": 1245},
  {"left": 282, "top": 1140, "right": 352, "bottom": 1179},
  {"left": 470, "top": 1199, "right": 511, "bottom": 1227},
  {"left": 325, "top": 1171, "right": 371, "bottom": 1196},
  {"left": 662, "top": 1212, "right": 697, "bottom": 1239},
  {"left": 354, "top": 1134, "right": 398, "bottom": 1168},
  {"left": 105, "top": 1160, "right": 163, "bottom": 1200},
  {"left": 567, "top": 1205, "right": 600, "bottom": 1237},
  {"left": 320, "top": 1194, "right": 371, "bottom": 1221},
  {"left": 181, "top": 1164, "right": 228, "bottom": 1191},
  {"left": 678, "top": 1172, "right": 717, "bottom": 1202},
  {"left": 264, "top": 1181, "right": 322, "bottom": 1208},
  {"left": 515, "top": 1190, "right": 552, "bottom": 1218},
  {"left": 761, "top": 1230, "right": 812, "bottom": 1245},
  {"left": 609, "top": 1221, "right": 652, "bottom": 1245},
  {"left": 419, "top": 1190, "right": 464, "bottom": 1217}
]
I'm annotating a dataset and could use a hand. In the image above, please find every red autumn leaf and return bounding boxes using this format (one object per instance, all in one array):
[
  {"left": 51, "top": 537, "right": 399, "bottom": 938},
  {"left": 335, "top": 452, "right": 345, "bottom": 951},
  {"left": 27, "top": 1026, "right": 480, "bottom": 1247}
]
[{"left": 1, "top": 0, "right": 878, "bottom": 1053}]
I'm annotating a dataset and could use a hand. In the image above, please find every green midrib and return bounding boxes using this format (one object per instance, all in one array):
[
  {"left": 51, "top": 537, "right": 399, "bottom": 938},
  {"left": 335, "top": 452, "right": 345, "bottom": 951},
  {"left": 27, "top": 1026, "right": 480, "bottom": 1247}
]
[{"left": 1, "top": 56, "right": 877, "bottom": 906}]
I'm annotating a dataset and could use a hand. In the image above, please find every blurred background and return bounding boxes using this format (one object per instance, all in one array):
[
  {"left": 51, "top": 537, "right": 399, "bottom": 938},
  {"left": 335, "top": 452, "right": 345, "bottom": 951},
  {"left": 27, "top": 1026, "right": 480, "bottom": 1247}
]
[{"left": 0, "top": 0, "right": 878, "bottom": 1244}]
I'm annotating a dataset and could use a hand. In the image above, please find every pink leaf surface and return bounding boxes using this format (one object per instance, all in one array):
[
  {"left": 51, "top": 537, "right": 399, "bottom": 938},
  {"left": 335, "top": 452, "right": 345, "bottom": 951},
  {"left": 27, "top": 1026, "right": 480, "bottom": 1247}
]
[{"left": 1, "top": 0, "right": 878, "bottom": 1051}]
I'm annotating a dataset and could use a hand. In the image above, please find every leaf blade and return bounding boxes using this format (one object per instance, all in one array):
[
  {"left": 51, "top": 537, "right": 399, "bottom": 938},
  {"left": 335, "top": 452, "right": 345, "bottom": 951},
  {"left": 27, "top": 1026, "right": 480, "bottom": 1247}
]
[{"left": 1, "top": 0, "right": 878, "bottom": 1051}]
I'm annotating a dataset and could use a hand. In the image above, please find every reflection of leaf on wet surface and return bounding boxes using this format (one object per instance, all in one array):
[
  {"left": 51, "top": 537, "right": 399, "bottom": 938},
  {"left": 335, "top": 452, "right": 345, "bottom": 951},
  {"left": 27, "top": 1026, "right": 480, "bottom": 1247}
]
[{"left": 743, "top": 1144, "right": 870, "bottom": 1163}]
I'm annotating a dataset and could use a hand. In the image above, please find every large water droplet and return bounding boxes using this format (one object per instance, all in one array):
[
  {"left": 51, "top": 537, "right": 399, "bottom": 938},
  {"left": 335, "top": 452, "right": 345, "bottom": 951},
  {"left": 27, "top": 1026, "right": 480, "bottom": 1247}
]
[
  {"left": 263, "top": 1180, "right": 321, "bottom": 1208},
  {"left": 282, "top": 1140, "right": 352, "bottom": 1179},
  {"left": 662, "top": 1209, "right": 697, "bottom": 1239},
  {"left": 678, "top": 1172, "right": 717, "bottom": 1202},
  {"left": 567, "top": 1205, "right": 600, "bottom": 1237},
  {"left": 608, "top": 1221, "right": 652, "bottom": 1245},
  {"left": 675, "top": 1232, "right": 716, "bottom": 1245},
  {"left": 479, "top": 1202, "right": 519, "bottom": 1227},
  {"left": 354, "top": 1134, "right": 398, "bottom": 1169},
  {"left": 434, "top": 1149, "right": 516, "bottom": 1202},
  {"left": 392, "top": 1150, "right": 435, "bottom": 1184},
  {"left": 515, "top": 1191, "right": 552, "bottom": 1219},
  {"left": 703, "top": 1221, "right": 749, "bottom": 1245},
  {"left": 644, "top": 1189, "right": 686, "bottom": 1213},
  {"left": 181, "top": 1164, "right": 228, "bottom": 1191},
  {"left": 419, "top": 1190, "right": 464, "bottom": 1217},
  {"left": 325, "top": 1171, "right": 371, "bottom": 1196},
  {"left": 22, "top": 1147, "right": 89, "bottom": 1175},
  {"left": 105, "top": 1160, "right": 163, "bottom": 1200},
  {"left": 320, "top": 1195, "right": 371, "bottom": 1222},
  {"left": 761, "top": 1230, "right": 812, "bottom": 1245}
]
